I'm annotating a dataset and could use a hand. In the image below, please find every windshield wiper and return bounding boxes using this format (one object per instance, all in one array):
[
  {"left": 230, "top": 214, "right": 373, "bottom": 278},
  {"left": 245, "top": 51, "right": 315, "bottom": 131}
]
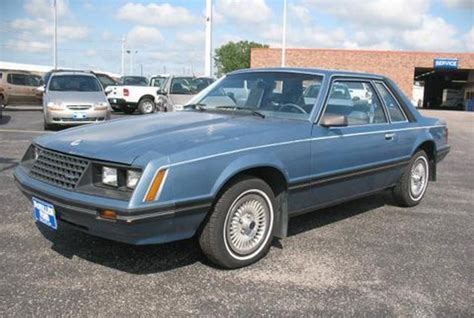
[{"left": 215, "top": 106, "right": 265, "bottom": 118}]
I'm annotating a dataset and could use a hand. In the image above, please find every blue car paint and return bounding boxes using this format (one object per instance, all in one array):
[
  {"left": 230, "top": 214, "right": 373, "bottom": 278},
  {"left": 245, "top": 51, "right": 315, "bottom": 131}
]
[{"left": 14, "top": 68, "right": 449, "bottom": 245}]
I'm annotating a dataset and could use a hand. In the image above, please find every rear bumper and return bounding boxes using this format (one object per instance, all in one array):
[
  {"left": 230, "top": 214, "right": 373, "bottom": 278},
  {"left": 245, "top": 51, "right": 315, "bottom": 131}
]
[{"left": 14, "top": 166, "right": 210, "bottom": 245}]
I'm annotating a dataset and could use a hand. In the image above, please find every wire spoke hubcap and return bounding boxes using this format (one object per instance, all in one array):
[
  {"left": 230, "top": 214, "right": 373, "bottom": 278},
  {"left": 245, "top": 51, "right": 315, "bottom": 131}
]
[
  {"left": 226, "top": 192, "right": 270, "bottom": 256},
  {"left": 410, "top": 157, "right": 428, "bottom": 199}
]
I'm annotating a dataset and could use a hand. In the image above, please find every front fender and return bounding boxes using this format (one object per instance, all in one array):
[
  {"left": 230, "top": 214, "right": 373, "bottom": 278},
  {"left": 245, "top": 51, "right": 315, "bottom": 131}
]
[{"left": 211, "top": 152, "right": 289, "bottom": 196}]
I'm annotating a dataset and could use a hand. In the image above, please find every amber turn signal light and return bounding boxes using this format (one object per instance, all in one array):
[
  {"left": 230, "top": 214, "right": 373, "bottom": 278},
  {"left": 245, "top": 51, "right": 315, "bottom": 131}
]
[
  {"left": 144, "top": 169, "right": 167, "bottom": 202},
  {"left": 99, "top": 209, "right": 117, "bottom": 220}
]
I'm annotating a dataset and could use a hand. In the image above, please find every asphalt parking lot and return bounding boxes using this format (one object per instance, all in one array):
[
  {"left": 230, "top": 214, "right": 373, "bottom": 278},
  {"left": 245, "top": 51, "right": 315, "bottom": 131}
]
[{"left": 0, "top": 108, "right": 472, "bottom": 316}]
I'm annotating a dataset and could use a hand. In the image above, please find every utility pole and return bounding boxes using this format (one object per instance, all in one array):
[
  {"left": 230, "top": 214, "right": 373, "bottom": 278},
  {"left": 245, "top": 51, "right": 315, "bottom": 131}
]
[
  {"left": 121, "top": 35, "right": 126, "bottom": 76},
  {"left": 53, "top": 0, "right": 58, "bottom": 69},
  {"left": 204, "top": 0, "right": 213, "bottom": 77},
  {"left": 281, "top": 0, "right": 287, "bottom": 67}
]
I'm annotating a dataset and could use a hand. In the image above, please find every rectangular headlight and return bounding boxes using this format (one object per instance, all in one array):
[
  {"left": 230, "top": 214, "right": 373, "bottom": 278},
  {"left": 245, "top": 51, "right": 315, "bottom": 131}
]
[
  {"left": 102, "top": 166, "right": 118, "bottom": 187},
  {"left": 126, "top": 170, "right": 141, "bottom": 189}
]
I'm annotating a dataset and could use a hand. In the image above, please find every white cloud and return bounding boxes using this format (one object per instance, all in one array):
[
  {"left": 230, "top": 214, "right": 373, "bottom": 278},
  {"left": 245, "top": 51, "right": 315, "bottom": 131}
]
[
  {"left": 218, "top": 0, "right": 272, "bottom": 24},
  {"left": 442, "top": 0, "right": 473, "bottom": 9},
  {"left": 24, "top": 0, "right": 69, "bottom": 18},
  {"left": 176, "top": 31, "right": 205, "bottom": 46},
  {"left": 127, "top": 26, "right": 164, "bottom": 47},
  {"left": 10, "top": 18, "right": 89, "bottom": 42},
  {"left": 6, "top": 39, "right": 51, "bottom": 53},
  {"left": 463, "top": 27, "right": 474, "bottom": 51},
  {"left": 401, "top": 15, "right": 462, "bottom": 51},
  {"left": 117, "top": 3, "right": 200, "bottom": 26},
  {"left": 304, "top": 0, "right": 430, "bottom": 29},
  {"left": 289, "top": 3, "right": 312, "bottom": 25}
]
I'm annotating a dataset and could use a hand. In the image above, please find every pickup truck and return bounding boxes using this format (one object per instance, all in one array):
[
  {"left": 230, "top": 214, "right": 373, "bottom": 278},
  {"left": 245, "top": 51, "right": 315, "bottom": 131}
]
[{"left": 106, "top": 75, "right": 213, "bottom": 114}]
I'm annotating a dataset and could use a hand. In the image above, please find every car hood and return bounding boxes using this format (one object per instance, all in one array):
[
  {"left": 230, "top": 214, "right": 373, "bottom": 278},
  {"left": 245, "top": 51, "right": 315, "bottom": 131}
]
[
  {"left": 46, "top": 91, "right": 107, "bottom": 104},
  {"left": 34, "top": 112, "right": 307, "bottom": 165}
]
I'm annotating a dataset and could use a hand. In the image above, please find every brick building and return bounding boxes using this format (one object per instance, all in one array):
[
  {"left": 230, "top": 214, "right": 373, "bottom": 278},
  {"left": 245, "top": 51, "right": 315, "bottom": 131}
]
[{"left": 251, "top": 48, "right": 474, "bottom": 109}]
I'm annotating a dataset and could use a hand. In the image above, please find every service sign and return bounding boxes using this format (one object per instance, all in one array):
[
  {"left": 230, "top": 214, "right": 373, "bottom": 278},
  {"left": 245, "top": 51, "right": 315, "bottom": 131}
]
[{"left": 434, "top": 58, "right": 459, "bottom": 69}]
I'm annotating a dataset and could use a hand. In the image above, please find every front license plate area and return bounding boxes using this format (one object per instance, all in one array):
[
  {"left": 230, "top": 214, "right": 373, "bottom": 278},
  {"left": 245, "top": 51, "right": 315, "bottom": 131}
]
[
  {"left": 33, "top": 197, "right": 57, "bottom": 230},
  {"left": 73, "top": 112, "right": 87, "bottom": 120}
]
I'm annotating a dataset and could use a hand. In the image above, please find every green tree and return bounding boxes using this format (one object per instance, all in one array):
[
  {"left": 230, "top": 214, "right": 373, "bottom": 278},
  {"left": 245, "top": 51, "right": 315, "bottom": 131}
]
[{"left": 214, "top": 41, "right": 269, "bottom": 77}]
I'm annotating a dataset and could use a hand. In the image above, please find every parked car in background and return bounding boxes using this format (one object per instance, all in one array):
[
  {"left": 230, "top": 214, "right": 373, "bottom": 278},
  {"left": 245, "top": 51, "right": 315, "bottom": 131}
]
[
  {"left": 14, "top": 68, "right": 449, "bottom": 268},
  {"left": 93, "top": 72, "right": 118, "bottom": 90},
  {"left": 120, "top": 76, "right": 148, "bottom": 86},
  {"left": 41, "top": 70, "right": 110, "bottom": 130},
  {"left": 149, "top": 74, "right": 169, "bottom": 88},
  {"left": 0, "top": 70, "right": 43, "bottom": 106},
  {"left": 106, "top": 75, "right": 214, "bottom": 114},
  {"left": 156, "top": 76, "right": 214, "bottom": 111}
]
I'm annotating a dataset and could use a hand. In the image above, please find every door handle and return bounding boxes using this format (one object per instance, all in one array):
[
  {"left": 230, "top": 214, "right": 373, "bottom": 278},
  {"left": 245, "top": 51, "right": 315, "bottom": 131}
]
[{"left": 385, "top": 133, "right": 396, "bottom": 140}]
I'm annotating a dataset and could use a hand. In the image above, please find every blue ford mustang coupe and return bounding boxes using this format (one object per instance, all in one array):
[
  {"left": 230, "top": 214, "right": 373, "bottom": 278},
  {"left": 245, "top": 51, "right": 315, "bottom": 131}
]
[{"left": 14, "top": 68, "right": 450, "bottom": 268}]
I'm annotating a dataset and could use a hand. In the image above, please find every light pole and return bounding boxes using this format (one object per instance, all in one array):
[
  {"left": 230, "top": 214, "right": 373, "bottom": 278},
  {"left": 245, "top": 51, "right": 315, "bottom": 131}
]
[
  {"left": 121, "top": 35, "right": 126, "bottom": 76},
  {"left": 53, "top": 0, "right": 58, "bottom": 69},
  {"left": 126, "top": 50, "right": 138, "bottom": 75},
  {"left": 204, "top": 0, "right": 213, "bottom": 77},
  {"left": 281, "top": 0, "right": 287, "bottom": 67}
]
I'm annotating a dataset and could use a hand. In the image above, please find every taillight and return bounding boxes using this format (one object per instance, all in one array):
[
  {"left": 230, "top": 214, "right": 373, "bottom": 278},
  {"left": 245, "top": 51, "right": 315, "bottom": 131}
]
[
  {"left": 123, "top": 88, "right": 129, "bottom": 97},
  {"left": 0, "top": 87, "right": 4, "bottom": 92}
]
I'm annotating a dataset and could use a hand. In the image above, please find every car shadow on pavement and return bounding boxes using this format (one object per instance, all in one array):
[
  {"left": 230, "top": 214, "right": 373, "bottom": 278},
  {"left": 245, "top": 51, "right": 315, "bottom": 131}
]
[
  {"left": 38, "top": 191, "right": 394, "bottom": 274},
  {"left": 0, "top": 115, "right": 11, "bottom": 125},
  {"left": 38, "top": 225, "right": 204, "bottom": 274},
  {"left": 287, "top": 191, "right": 392, "bottom": 237}
]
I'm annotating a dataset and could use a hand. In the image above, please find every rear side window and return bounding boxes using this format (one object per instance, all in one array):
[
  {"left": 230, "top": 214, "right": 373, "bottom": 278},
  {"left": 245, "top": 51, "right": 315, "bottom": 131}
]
[
  {"left": 8, "top": 73, "right": 28, "bottom": 86},
  {"left": 375, "top": 82, "right": 406, "bottom": 122}
]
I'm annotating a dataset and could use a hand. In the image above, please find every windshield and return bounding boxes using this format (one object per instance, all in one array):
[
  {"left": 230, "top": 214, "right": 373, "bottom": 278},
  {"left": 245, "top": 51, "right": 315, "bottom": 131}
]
[
  {"left": 170, "top": 77, "right": 213, "bottom": 95},
  {"left": 150, "top": 76, "right": 167, "bottom": 87},
  {"left": 121, "top": 76, "right": 148, "bottom": 86},
  {"left": 48, "top": 75, "right": 102, "bottom": 92},
  {"left": 191, "top": 72, "right": 323, "bottom": 120}
]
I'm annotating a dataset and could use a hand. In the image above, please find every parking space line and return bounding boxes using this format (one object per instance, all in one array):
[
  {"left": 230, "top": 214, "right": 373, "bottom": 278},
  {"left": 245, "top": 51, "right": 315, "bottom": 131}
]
[{"left": 0, "top": 129, "right": 50, "bottom": 134}]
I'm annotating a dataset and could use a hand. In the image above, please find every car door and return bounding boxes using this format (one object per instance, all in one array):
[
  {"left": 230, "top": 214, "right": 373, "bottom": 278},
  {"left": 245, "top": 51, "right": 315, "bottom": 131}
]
[{"left": 310, "top": 78, "right": 402, "bottom": 207}]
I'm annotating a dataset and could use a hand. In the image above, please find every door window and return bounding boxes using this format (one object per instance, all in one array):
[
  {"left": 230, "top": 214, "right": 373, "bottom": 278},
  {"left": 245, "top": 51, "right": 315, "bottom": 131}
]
[
  {"left": 375, "top": 82, "right": 406, "bottom": 122},
  {"left": 321, "top": 80, "right": 387, "bottom": 126}
]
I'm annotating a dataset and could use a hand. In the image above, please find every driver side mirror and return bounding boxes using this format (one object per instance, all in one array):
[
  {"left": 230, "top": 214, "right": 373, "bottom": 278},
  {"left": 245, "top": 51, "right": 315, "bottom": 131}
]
[
  {"left": 320, "top": 114, "right": 348, "bottom": 128},
  {"left": 35, "top": 85, "right": 45, "bottom": 93},
  {"left": 157, "top": 89, "right": 167, "bottom": 95}
]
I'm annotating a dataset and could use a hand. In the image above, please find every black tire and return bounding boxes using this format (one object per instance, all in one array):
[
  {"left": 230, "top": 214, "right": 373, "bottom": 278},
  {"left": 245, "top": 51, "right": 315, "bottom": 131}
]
[
  {"left": 123, "top": 107, "right": 136, "bottom": 114},
  {"left": 199, "top": 176, "right": 276, "bottom": 269},
  {"left": 43, "top": 122, "right": 54, "bottom": 131},
  {"left": 138, "top": 98, "right": 155, "bottom": 114},
  {"left": 393, "top": 150, "right": 430, "bottom": 207}
]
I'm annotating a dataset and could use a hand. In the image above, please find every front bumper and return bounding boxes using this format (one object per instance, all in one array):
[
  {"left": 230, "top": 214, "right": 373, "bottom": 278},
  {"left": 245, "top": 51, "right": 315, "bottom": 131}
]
[
  {"left": 107, "top": 98, "right": 136, "bottom": 111},
  {"left": 14, "top": 166, "right": 210, "bottom": 245},
  {"left": 44, "top": 108, "right": 110, "bottom": 125}
]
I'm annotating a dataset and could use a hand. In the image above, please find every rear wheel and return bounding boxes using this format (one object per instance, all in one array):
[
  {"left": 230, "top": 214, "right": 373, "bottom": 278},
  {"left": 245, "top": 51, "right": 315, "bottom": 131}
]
[
  {"left": 393, "top": 150, "right": 430, "bottom": 207},
  {"left": 199, "top": 176, "right": 275, "bottom": 269},
  {"left": 138, "top": 98, "right": 155, "bottom": 114}
]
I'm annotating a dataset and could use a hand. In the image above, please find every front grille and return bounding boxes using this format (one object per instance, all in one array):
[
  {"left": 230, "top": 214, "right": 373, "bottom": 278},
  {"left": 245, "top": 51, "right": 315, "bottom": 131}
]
[
  {"left": 30, "top": 148, "right": 89, "bottom": 190},
  {"left": 67, "top": 105, "right": 91, "bottom": 110}
]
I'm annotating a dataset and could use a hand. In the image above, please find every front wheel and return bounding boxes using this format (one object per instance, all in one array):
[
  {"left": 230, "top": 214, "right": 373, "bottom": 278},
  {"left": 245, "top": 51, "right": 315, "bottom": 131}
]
[
  {"left": 393, "top": 150, "right": 430, "bottom": 207},
  {"left": 199, "top": 176, "right": 275, "bottom": 269}
]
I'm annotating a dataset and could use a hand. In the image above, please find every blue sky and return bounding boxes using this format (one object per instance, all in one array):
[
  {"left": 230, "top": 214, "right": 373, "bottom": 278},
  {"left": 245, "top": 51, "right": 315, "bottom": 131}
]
[{"left": 0, "top": 0, "right": 472, "bottom": 76}]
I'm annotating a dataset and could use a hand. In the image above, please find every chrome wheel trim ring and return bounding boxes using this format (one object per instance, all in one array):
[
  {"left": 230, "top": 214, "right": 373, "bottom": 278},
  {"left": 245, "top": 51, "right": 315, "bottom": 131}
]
[
  {"left": 223, "top": 189, "right": 274, "bottom": 261},
  {"left": 409, "top": 156, "right": 429, "bottom": 201},
  {"left": 143, "top": 101, "right": 154, "bottom": 113}
]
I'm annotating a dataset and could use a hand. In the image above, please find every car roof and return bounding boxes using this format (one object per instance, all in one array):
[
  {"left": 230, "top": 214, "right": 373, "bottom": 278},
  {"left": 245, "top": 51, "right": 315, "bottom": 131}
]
[
  {"left": 51, "top": 71, "right": 95, "bottom": 77},
  {"left": 229, "top": 67, "right": 385, "bottom": 79}
]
